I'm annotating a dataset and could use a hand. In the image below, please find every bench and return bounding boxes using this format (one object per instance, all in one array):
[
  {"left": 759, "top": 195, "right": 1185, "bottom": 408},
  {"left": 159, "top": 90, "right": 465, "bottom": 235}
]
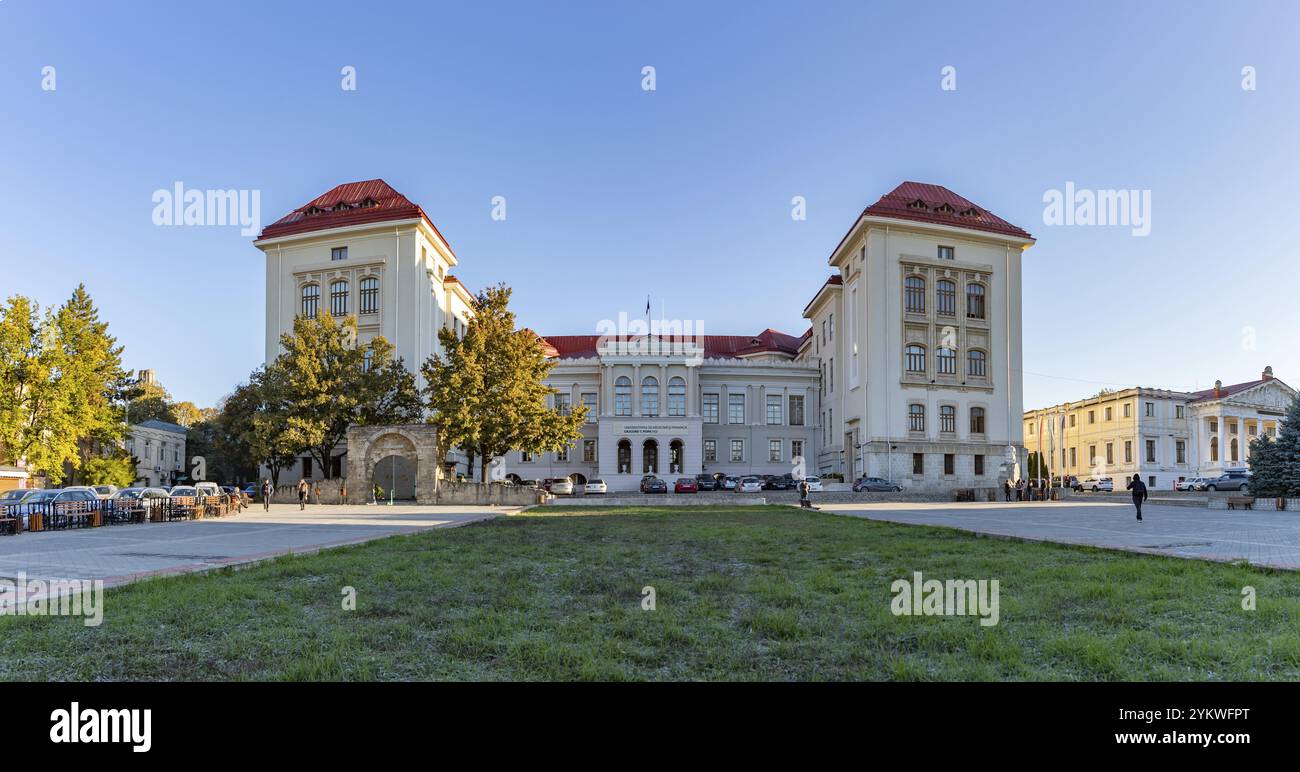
[
  {"left": 1227, "top": 496, "right": 1255, "bottom": 510},
  {"left": 169, "top": 496, "right": 199, "bottom": 520},
  {"left": 0, "top": 515, "right": 19, "bottom": 536},
  {"left": 49, "top": 501, "right": 97, "bottom": 530}
]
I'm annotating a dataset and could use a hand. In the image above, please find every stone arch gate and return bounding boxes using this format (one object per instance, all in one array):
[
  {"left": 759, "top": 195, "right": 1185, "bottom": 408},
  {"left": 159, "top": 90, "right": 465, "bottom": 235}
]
[{"left": 344, "top": 424, "right": 439, "bottom": 504}]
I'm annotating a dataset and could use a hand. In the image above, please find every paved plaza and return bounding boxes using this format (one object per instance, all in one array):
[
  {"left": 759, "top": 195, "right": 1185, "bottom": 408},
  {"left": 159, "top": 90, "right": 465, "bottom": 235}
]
[
  {"left": 820, "top": 500, "right": 1300, "bottom": 569},
  {"left": 0, "top": 504, "right": 509, "bottom": 588}
]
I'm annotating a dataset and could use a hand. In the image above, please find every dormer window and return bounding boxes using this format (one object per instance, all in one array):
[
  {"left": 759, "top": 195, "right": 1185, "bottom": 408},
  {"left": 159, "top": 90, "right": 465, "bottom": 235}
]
[
  {"left": 333, "top": 202, "right": 351, "bottom": 212},
  {"left": 907, "top": 199, "right": 928, "bottom": 210},
  {"left": 305, "top": 206, "right": 325, "bottom": 216},
  {"left": 359, "top": 197, "right": 378, "bottom": 208},
  {"left": 935, "top": 203, "right": 955, "bottom": 214},
  {"left": 960, "top": 206, "right": 981, "bottom": 217}
]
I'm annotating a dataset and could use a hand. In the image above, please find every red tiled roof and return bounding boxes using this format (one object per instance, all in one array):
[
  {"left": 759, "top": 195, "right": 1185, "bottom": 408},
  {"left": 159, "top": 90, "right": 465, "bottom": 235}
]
[
  {"left": 802, "top": 274, "right": 842, "bottom": 317},
  {"left": 862, "top": 181, "right": 1033, "bottom": 240},
  {"left": 257, "top": 179, "right": 455, "bottom": 255},
  {"left": 541, "top": 329, "right": 804, "bottom": 360},
  {"left": 1187, "top": 377, "right": 1290, "bottom": 403}
]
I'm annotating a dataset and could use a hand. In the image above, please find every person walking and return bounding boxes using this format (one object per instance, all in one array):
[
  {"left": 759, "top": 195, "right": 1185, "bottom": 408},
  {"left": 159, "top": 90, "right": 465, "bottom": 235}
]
[
  {"left": 297, "top": 478, "right": 310, "bottom": 511},
  {"left": 1003, "top": 479, "right": 1012, "bottom": 502},
  {"left": 261, "top": 478, "right": 273, "bottom": 511},
  {"left": 799, "top": 478, "right": 810, "bottom": 509},
  {"left": 1127, "top": 473, "right": 1148, "bottom": 521}
]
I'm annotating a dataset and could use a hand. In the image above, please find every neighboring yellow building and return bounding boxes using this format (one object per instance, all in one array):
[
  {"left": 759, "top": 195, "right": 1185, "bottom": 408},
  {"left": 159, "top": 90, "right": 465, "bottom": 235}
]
[{"left": 1024, "top": 367, "right": 1295, "bottom": 490}]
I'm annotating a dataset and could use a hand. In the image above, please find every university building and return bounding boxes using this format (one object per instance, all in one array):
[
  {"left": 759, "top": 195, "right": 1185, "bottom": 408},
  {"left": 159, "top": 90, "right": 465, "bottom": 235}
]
[
  {"left": 257, "top": 179, "right": 1033, "bottom": 492},
  {"left": 1023, "top": 367, "right": 1296, "bottom": 489}
]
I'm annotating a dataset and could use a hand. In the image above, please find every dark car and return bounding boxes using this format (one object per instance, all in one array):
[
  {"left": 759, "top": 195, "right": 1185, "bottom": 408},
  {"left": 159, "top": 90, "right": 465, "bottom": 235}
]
[
  {"left": 764, "top": 474, "right": 795, "bottom": 491},
  {"left": 694, "top": 474, "right": 717, "bottom": 491},
  {"left": 640, "top": 476, "right": 668, "bottom": 494},
  {"left": 1205, "top": 470, "right": 1251, "bottom": 492},
  {"left": 853, "top": 476, "right": 902, "bottom": 492},
  {"left": 674, "top": 478, "right": 698, "bottom": 494}
]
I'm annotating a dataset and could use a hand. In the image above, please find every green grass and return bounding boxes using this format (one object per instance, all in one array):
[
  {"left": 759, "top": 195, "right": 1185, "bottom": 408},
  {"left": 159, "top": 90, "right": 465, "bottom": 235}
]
[{"left": 3, "top": 504, "right": 1299, "bottom": 681}]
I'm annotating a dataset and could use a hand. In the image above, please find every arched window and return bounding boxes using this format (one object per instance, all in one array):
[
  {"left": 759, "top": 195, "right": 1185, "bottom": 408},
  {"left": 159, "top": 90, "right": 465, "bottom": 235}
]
[
  {"left": 905, "top": 276, "right": 926, "bottom": 314},
  {"left": 967, "top": 349, "right": 987, "bottom": 378},
  {"left": 641, "top": 376, "right": 659, "bottom": 416},
  {"left": 667, "top": 377, "right": 686, "bottom": 417},
  {"left": 1230, "top": 438, "right": 1239, "bottom": 462},
  {"left": 966, "top": 283, "right": 986, "bottom": 319},
  {"left": 642, "top": 438, "right": 658, "bottom": 474},
  {"left": 300, "top": 284, "right": 320, "bottom": 318},
  {"left": 359, "top": 277, "right": 379, "bottom": 315},
  {"left": 940, "top": 405, "right": 956, "bottom": 434},
  {"left": 970, "top": 407, "right": 986, "bottom": 434},
  {"left": 905, "top": 344, "right": 926, "bottom": 373},
  {"left": 936, "top": 347, "right": 957, "bottom": 375},
  {"left": 936, "top": 279, "right": 956, "bottom": 316},
  {"left": 614, "top": 377, "right": 632, "bottom": 416},
  {"left": 330, "top": 280, "right": 349, "bottom": 316},
  {"left": 1210, "top": 437, "right": 1219, "bottom": 462},
  {"left": 617, "top": 438, "right": 632, "bottom": 473},
  {"left": 908, "top": 404, "right": 925, "bottom": 432}
]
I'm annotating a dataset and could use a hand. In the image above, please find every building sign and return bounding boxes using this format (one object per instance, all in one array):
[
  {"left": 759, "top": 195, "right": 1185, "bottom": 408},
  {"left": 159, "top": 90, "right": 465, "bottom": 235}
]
[{"left": 615, "top": 422, "right": 691, "bottom": 436}]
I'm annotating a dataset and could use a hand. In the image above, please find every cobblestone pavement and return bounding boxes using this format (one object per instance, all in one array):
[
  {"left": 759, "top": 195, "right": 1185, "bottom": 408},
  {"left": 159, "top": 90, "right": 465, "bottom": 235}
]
[{"left": 820, "top": 500, "right": 1300, "bottom": 569}]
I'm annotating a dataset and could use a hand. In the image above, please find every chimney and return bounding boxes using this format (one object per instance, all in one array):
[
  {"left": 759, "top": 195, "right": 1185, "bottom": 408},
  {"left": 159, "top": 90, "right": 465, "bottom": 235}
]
[
  {"left": 1262, "top": 365, "right": 1274, "bottom": 380},
  {"left": 1214, "top": 379, "right": 1223, "bottom": 398}
]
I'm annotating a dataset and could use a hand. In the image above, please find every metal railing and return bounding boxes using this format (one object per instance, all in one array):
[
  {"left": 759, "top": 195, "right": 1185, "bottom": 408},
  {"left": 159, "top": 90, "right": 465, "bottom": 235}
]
[{"left": 0, "top": 493, "right": 245, "bottom": 535}]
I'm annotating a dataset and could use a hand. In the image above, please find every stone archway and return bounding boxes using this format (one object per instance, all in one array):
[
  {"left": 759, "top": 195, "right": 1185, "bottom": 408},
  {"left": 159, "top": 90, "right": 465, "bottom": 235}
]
[{"left": 344, "top": 424, "right": 438, "bottom": 504}]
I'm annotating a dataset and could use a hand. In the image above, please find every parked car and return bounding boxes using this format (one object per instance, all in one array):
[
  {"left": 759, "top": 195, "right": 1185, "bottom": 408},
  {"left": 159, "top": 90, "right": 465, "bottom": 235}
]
[
  {"left": 241, "top": 483, "right": 258, "bottom": 497},
  {"left": 194, "top": 481, "right": 222, "bottom": 498},
  {"left": 802, "top": 476, "right": 824, "bottom": 492},
  {"left": 640, "top": 476, "right": 667, "bottom": 494},
  {"left": 764, "top": 475, "right": 795, "bottom": 491},
  {"left": 674, "top": 478, "right": 699, "bottom": 494},
  {"left": 1075, "top": 477, "right": 1114, "bottom": 492},
  {"left": 737, "top": 476, "right": 763, "bottom": 493},
  {"left": 111, "top": 487, "right": 170, "bottom": 518},
  {"left": 695, "top": 474, "right": 717, "bottom": 491},
  {"left": 853, "top": 476, "right": 900, "bottom": 492},
  {"left": 169, "top": 486, "right": 200, "bottom": 497},
  {"left": 0, "top": 489, "right": 36, "bottom": 505},
  {"left": 548, "top": 478, "right": 574, "bottom": 495},
  {"left": 584, "top": 479, "right": 608, "bottom": 495},
  {"left": 1206, "top": 471, "right": 1251, "bottom": 492},
  {"left": 1176, "top": 477, "right": 1210, "bottom": 491},
  {"left": 721, "top": 476, "right": 740, "bottom": 491},
  {"left": 90, "top": 485, "right": 119, "bottom": 499}
]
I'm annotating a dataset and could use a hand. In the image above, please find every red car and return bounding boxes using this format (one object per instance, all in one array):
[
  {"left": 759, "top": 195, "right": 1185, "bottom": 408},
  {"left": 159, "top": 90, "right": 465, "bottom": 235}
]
[{"left": 673, "top": 478, "right": 699, "bottom": 493}]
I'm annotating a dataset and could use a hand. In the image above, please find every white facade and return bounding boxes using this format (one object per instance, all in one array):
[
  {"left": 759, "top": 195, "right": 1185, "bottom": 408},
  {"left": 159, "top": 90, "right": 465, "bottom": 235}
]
[
  {"left": 126, "top": 419, "right": 187, "bottom": 487},
  {"left": 802, "top": 183, "right": 1034, "bottom": 490}
]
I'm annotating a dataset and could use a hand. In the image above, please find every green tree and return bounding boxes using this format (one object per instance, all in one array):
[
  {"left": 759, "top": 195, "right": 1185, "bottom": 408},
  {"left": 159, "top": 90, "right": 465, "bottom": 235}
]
[
  {"left": 80, "top": 454, "right": 137, "bottom": 488},
  {"left": 1249, "top": 392, "right": 1300, "bottom": 497},
  {"left": 275, "top": 313, "right": 422, "bottom": 479},
  {"left": 427, "top": 284, "right": 586, "bottom": 483},
  {"left": 224, "top": 367, "right": 299, "bottom": 486},
  {"left": 1027, "top": 451, "right": 1052, "bottom": 481}
]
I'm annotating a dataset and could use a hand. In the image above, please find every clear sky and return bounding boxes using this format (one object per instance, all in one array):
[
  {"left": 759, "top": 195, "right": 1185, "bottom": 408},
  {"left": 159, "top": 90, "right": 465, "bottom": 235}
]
[{"left": 2, "top": 0, "right": 1297, "bottom": 410}]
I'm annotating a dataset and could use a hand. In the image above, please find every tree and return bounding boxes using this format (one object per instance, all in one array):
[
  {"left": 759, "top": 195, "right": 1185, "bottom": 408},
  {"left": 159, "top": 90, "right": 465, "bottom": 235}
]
[
  {"left": 275, "top": 313, "right": 422, "bottom": 479},
  {"left": 426, "top": 284, "right": 586, "bottom": 483},
  {"left": 1249, "top": 392, "right": 1300, "bottom": 497},
  {"left": 80, "top": 454, "right": 137, "bottom": 488},
  {"left": 224, "top": 367, "right": 299, "bottom": 486},
  {"left": 172, "top": 401, "right": 204, "bottom": 428},
  {"left": 0, "top": 287, "right": 127, "bottom": 485},
  {"left": 1027, "top": 451, "right": 1051, "bottom": 481}
]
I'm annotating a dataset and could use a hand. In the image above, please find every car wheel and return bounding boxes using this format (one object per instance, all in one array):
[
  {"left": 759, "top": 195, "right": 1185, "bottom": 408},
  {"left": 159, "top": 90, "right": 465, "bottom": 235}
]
[{"left": 1207, "top": 485, "right": 1216, "bottom": 492}]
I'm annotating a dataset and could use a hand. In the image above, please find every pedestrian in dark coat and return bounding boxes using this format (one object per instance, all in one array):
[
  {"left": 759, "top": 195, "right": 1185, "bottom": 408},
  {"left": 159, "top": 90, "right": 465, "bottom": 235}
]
[
  {"left": 1126, "top": 474, "right": 1148, "bottom": 521},
  {"left": 1003, "top": 480, "right": 1012, "bottom": 502},
  {"left": 261, "top": 479, "right": 273, "bottom": 511}
]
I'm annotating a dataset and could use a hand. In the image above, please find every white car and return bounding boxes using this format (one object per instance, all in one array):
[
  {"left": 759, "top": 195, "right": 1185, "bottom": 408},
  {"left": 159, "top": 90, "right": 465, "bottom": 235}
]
[
  {"left": 1177, "top": 477, "right": 1210, "bottom": 491},
  {"left": 548, "top": 478, "right": 574, "bottom": 495},
  {"left": 195, "top": 481, "right": 222, "bottom": 498},
  {"left": 737, "top": 477, "right": 763, "bottom": 493},
  {"left": 583, "top": 479, "right": 607, "bottom": 495},
  {"left": 802, "top": 476, "right": 823, "bottom": 492},
  {"left": 90, "top": 484, "right": 119, "bottom": 499},
  {"left": 1075, "top": 477, "right": 1114, "bottom": 492}
]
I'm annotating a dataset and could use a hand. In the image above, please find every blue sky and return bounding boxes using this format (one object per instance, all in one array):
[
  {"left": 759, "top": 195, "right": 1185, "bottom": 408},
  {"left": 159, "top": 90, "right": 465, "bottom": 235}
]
[{"left": 2, "top": 0, "right": 1297, "bottom": 410}]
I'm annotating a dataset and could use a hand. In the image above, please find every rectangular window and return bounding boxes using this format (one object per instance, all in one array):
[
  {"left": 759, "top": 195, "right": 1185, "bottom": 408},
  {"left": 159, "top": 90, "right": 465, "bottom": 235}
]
[
  {"left": 940, "top": 406, "right": 956, "bottom": 434},
  {"left": 703, "top": 393, "right": 719, "bottom": 424},
  {"left": 766, "top": 395, "right": 782, "bottom": 425},
  {"left": 1146, "top": 439, "right": 1156, "bottom": 463},
  {"left": 583, "top": 440, "right": 596, "bottom": 463},
  {"left": 937, "top": 245, "right": 954, "bottom": 260},
  {"left": 1106, "top": 443, "right": 1114, "bottom": 465},
  {"left": 974, "top": 455, "right": 985, "bottom": 476},
  {"left": 1209, "top": 418, "right": 1218, "bottom": 434},
  {"left": 944, "top": 453, "right": 955, "bottom": 475},
  {"left": 1124, "top": 440, "right": 1132, "bottom": 463},
  {"left": 905, "top": 277, "right": 925, "bottom": 314},
  {"left": 554, "top": 393, "right": 571, "bottom": 415},
  {"left": 769, "top": 440, "right": 782, "bottom": 462},
  {"left": 1175, "top": 405, "right": 1184, "bottom": 419},
  {"left": 582, "top": 392, "right": 597, "bottom": 422},
  {"left": 1104, "top": 406, "right": 1112, "bottom": 421},
  {"left": 728, "top": 394, "right": 745, "bottom": 424},
  {"left": 1088, "top": 410, "right": 1095, "bottom": 424},
  {"left": 730, "top": 439, "right": 744, "bottom": 463},
  {"left": 1176, "top": 440, "right": 1186, "bottom": 464},
  {"left": 359, "top": 278, "right": 379, "bottom": 315},
  {"left": 330, "top": 281, "right": 349, "bottom": 316},
  {"left": 966, "top": 284, "right": 986, "bottom": 319},
  {"left": 1089, "top": 445, "right": 1097, "bottom": 465},
  {"left": 555, "top": 445, "right": 569, "bottom": 462},
  {"left": 791, "top": 440, "right": 803, "bottom": 461},
  {"left": 1145, "top": 402, "right": 1155, "bottom": 417},
  {"left": 788, "top": 395, "right": 804, "bottom": 426},
  {"left": 703, "top": 439, "right": 717, "bottom": 462},
  {"left": 829, "top": 359, "right": 834, "bottom": 392},
  {"left": 1069, "top": 447, "right": 1077, "bottom": 467},
  {"left": 1069, "top": 414, "right": 1076, "bottom": 428},
  {"left": 1123, "top": 403, "right": 1131, "bottom": 418},
  {"left": 913, "top": 453, "right": 924, "bottom": 475},
  {"left": 828, "top": 314, "right": 834, "bottom": 341},
  {"left": 520, "top": 451, "right": 534, "bottom": 463},
  {"left": 331, "top": 246, "right": 348, "bottom": 261}
]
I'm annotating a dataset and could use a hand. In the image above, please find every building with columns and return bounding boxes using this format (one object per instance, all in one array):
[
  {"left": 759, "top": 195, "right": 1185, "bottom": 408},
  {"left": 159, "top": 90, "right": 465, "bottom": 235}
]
[
  {"left": 256, "top": 178, "right": 1033, "bottom": 493},
  {"left": 1023, "top": 367, "right": 1295, "bottom": 490}
]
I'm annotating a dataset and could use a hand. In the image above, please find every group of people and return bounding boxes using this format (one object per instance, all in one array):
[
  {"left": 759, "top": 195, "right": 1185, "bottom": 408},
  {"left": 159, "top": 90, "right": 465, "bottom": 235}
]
[
  {"left": 1002, "top": 475, "right": 1149, "bottom": 521},
  {"left": 253, "top": 478, "right": 329, "bottom": 512}
]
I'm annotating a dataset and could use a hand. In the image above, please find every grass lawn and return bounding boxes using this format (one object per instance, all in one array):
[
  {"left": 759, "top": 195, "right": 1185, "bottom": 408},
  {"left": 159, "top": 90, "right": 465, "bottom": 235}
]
[{"left": 3, "top": 504, "right": 1299, "bottom": 681}]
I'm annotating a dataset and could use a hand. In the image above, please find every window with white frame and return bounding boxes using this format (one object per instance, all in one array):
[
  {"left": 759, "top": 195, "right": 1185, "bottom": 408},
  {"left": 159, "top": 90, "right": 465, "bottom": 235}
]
[
  {"left": 703, "top": 393, "right": 719, "bottom": 424},
  {"left": 769, "top": 439, "right": 782, "bottom": 462},
  {"left": 614, "top": 377, "right": 632, "bottom": 416},
  {"left": 730, "top": 439, "right": 743, "bottom": 462},
  {"left": 766, "top": 395, "right": 782, "bottom": 425},
  {"left": 728, "top": 394, "right": 745, "bottom": 424},
  {"left": 667, "top": 377, "right": 686, "bottom": 417},
  {"left": 908, "top": 404, "right": 925, "bottom": 433},
  {"left": 640, "top": 377, "right": 659, "bottom": 416},
  {"left": 300, "top": 284, "right": 320, "bottom": 318},
  {"left": 703, "top": 439, "right": 716, "bottom": 462}
]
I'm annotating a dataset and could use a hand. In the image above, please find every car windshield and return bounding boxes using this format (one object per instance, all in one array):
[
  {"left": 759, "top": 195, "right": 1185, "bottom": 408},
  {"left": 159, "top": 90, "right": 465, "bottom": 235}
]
[
  {"left": 1, "top": 490, "right": 28, "bottom": 502},
  {"left": 28, "top": 491, "right": 59, "bottom": 502},
  {"left": 171, "top": 487, "right": 197, "bottom": 495},
  {"left": 589, "top": 479, "right": 603, "bottom": 485},
  {"left": 115, "top": 489, "right": 143, "bottom": 499}
]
